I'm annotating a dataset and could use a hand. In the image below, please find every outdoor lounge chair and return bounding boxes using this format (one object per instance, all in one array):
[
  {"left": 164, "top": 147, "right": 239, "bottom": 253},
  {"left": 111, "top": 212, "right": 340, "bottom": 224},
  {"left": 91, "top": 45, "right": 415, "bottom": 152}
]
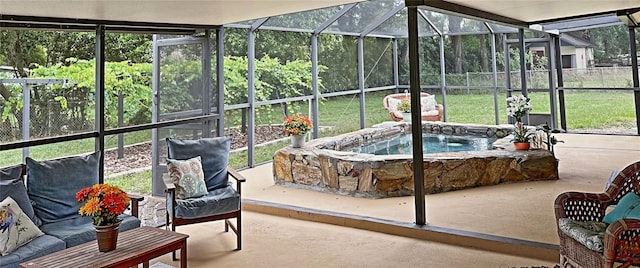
[
  {"left": 164, "top": 136, "right": 246, "bottom": 257},
  {"left": 382, "top": 92, "right": 443, "bottom": 122},
  {"left": 554, "top": 161, "right": 640, "bottom": 268}
]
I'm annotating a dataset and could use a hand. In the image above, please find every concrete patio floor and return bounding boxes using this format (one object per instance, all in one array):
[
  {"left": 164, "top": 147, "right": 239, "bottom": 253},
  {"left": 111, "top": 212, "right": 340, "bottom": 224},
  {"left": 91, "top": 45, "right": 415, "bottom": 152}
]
[{"left": 151, "top": 133, "right": 639, "bottom": 267}]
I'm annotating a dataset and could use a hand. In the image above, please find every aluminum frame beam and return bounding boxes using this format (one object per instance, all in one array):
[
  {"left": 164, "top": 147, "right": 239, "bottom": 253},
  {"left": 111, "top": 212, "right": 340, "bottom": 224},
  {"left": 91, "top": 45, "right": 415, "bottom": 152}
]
[
  {"left": 311, "top": 35, "right": 320, "bottom": 138},
  {"left": 95, "top": 25, "right": 106, "bottom": 183},
  {"left": 216, "top": 27, "right": 225, "bottom": 136},
  {"left": 357, "top": 37, "right": 366, "bottom": 129},
  {"left": 630, "top": 27, "right": 640, "bottom": 135},
  {"left": 407, "top": 6, "right": 426, "bottom": 226}
]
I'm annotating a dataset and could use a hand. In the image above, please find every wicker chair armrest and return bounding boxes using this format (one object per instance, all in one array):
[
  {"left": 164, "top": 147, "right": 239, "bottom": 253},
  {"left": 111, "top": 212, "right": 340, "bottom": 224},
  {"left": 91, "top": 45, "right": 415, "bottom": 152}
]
[
  {"left": 127, "top": 193, "right": 144, "bottom": 218},
  {"left": 603, "top": 218, "right": 640, "bottom": 266},
  {"left": 554, "top": 191, "right": 611, "bottom": 221},
  {"left": 435, "top": 104, "right": 444, "bottom": 115},
  {"left": 390, "top": 111, "right": 403, "bottom": 121}
]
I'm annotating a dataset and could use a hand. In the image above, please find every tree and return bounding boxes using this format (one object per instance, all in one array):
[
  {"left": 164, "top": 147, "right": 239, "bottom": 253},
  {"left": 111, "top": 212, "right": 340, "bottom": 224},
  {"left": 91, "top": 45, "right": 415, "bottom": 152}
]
[
  {"left": 0, "top": 30, "right": 152, "bottom": 138},
  {"left": 580, "top": 25, "right": 630, "bottom": 64}
]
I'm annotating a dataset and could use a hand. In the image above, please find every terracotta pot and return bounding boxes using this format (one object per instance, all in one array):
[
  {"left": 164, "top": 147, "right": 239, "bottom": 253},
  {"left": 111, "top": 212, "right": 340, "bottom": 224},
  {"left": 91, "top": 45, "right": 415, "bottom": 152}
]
[
  {"left": 513, "top": 142, "right": 530, "bottom": 150},
  {"left": 95, "top": 222, "right": 120, "bottom": 252},
  {"left": 291, "top": 134, "right": 305, "bottom": 148}
]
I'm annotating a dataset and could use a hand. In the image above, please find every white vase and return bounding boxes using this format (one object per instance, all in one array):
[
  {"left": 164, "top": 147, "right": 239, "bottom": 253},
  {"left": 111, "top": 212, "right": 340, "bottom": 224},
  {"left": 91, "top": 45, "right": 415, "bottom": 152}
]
[
  {"left": 402, "top": 112, "right": 411, "bottom": 122},
  {"left": 291, "top": 134, "right": 305, "bottom": 148}
]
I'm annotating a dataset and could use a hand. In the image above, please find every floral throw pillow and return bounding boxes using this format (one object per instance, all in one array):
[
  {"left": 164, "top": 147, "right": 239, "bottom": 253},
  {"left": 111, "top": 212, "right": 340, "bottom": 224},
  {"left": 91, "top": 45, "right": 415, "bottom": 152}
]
[
  {"left": 0, "top": 196, "right": 44, "bottom": 256},
  {"left": 167, "top": 156, "right": 208, "bottom": 199},
  {"left": 420, "top": 95, "right": 437, "bottom": 112}
]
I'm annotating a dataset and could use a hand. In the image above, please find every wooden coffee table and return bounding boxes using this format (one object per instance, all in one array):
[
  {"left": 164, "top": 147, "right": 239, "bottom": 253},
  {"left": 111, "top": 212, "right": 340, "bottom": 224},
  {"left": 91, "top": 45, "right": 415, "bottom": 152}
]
[{"left": 20, "top": 226, "right": 188, "bottom": 268}]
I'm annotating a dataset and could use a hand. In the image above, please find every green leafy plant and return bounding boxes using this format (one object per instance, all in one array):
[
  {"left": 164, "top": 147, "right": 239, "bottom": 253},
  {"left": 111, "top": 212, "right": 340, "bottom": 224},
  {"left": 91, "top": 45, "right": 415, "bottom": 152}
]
[
  {"left": 397, "top": 99, "right": 411, "bottom": 113},
  {"left": 511, "top": 122, "right": 533, "bottom": 143},
  {"left": 30, "top": 59, "right": 152, "bottom": 129}
]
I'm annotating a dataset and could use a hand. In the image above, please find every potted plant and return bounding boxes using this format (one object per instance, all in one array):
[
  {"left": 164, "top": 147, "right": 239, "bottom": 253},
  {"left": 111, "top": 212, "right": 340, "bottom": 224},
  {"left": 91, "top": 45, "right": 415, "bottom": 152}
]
[
  {"left": 511, "top": 122, "right": 534, "bottom": 150},
  {"left": 283, "top": 113, "right": 313, "bottom": 148},
  {"left": 397, "top": 99, "right": 412, "bottom": 121},
  {"left": 76, "top": 184, "right": 130, "bottom": 252},
  {"left": 506, "top": 95, "right": 533, "bottom": 150}
]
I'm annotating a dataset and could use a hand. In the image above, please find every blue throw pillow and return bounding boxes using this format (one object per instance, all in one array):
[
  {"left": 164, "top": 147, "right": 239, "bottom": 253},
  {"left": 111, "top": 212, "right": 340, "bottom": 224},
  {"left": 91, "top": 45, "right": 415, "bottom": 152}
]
[
  {"left": 26, "top": 152, "right": 100, "bottom": 224},
  {"left": 0, "top": 164, "right": 41, "bottom": 226},
  {"left": 166, "top": 137, "right": 231, "bottom": 191},
  {"left": 603, "top": 192, "right": 640, "bottom": 224}
]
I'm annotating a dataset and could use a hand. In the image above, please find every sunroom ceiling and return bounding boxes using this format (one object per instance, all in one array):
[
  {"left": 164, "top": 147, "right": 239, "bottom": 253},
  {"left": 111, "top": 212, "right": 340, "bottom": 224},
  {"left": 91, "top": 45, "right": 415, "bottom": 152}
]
[
  {"left": 417, "top": 0, "right": 639, "bottom": 26},
  {"left": 0, "top": 0, "right": 637, "bottom": 29},
  {"left": 0, "top": 0, "right": 365, "bottom": 26}
]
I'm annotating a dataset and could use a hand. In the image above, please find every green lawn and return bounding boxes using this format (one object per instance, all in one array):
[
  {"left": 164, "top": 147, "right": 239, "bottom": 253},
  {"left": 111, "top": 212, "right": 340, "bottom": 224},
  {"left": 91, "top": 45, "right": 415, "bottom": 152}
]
[{"left": 314, "top": 90, "right": 636, "bottom": 133}]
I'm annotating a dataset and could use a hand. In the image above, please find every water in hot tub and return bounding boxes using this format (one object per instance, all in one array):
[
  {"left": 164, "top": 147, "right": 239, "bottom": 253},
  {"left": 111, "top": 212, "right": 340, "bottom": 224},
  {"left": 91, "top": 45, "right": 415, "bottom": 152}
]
[{"left": 347, "top": 133, "right": 496, "bottom": 155}]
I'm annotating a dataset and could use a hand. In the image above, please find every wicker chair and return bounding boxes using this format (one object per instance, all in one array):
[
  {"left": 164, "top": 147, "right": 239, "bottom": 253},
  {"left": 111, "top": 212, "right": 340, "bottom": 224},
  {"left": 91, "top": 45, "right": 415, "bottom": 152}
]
[
  {"left": 382, "top": 92, "right": 443, "bottom": 122},
  {"left": 554, "top": 161, "right": 640, "bottom": 268}
]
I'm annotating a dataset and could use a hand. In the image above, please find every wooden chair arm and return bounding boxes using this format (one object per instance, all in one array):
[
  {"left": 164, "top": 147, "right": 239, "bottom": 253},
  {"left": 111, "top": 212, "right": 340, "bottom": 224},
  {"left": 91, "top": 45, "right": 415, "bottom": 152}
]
[
  {"left": 128, "top": 193, "right": 144, "bottom": 201},
  {"left": 127, "top": 193, "right": 144, "bottom": 218},
  {"left": 228, "top": 166, "right": 245, "bottom": 196},
  {"left": 554, "top": 191, "right": 611, "bottom": 221},
  {"left": 228, "top": 167, "right": 246, "bottom": 183},
  {"left": 163, "top": 179, "right": 176, "bottom": 193},
  {"left": 603, "top": 218, "right": 640, "bottom": 266}
]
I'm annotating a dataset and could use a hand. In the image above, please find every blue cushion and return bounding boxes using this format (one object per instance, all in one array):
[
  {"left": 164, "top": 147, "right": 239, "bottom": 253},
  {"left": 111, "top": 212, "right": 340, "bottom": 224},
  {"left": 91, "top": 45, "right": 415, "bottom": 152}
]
[
  {"left": 40, "top": 214, "right": 140, "bottom": 248},
  {"left": 0, "top": 235, "right": 65, "bottom": 268},
  {"left": 0, "top": 165, "right": 40, "bottom": 226},
  {"left": 0, "top": 165, "right": 22, "bottom": 182},
  {"left": 26, "top": 152, "right": 100, "bottom": 225},
  {"left": 603, "top": 192, "right": 640, "bottom": 224},
  {"left": 168, "top": 184, "right": 240, "bottom": 219},
  {"left": 166, "top": 137, "right": 231, "bottom": 191}
]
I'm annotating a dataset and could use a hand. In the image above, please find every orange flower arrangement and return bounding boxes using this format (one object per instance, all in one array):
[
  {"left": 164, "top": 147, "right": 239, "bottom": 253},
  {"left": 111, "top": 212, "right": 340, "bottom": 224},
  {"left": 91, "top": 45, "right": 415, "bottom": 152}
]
[
  {"left": 76, "top": 184, "right": 130, "bottom": 226},
  {"left": 283, "top": 113, "right": 313, "bottom": 136}
]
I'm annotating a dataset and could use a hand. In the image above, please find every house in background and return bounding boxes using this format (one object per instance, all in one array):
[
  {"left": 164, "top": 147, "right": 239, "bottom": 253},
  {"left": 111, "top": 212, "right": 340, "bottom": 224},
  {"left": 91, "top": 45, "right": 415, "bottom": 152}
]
[{"left": 528, "top": 33, "right": 596, "bottom": 69}]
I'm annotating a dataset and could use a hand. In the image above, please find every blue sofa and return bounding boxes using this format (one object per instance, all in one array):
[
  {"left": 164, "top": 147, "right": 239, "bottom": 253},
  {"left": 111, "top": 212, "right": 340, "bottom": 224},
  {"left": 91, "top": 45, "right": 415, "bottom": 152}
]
[{"left": 0, "top": 152, "right": 141, "bottom": 268}]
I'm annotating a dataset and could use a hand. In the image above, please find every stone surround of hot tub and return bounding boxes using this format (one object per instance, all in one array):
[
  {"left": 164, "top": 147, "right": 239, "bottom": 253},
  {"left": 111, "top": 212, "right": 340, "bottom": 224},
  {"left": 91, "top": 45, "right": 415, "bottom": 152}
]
[{"left": 272, "top": 121, "right": 559, "bottom": 198}]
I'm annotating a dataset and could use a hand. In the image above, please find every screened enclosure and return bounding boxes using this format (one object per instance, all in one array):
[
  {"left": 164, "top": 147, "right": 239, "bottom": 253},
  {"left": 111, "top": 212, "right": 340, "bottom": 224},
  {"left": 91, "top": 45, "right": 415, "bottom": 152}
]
[
  {"left": 1, "top": 0, "right": 638, "bottom": 190},
  {"left": 1, "top": 1, "right": 639, "bottom": 252}
]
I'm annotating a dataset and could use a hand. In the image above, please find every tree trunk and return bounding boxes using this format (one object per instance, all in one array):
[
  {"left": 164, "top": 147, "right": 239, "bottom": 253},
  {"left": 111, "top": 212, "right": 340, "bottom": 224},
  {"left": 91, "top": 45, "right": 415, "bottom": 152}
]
[
  {"left": 448, "top": 16, "right": 463, "bottom": 73},
  {"left": 453, "top": 36, "right": 463, "bottom": 73},
  {"left": 495, "top": 34, "right": 505, "bottom": 70},
  {"left": 0, "top": 83, "right": 11, "bottom": 102},
  {"left": 480, "top": 35, "right": 489, "bottom": 72}
]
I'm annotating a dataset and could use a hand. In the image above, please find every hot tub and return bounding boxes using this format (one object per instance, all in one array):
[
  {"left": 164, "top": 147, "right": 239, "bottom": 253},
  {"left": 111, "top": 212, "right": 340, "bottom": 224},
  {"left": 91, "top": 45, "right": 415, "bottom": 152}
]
[
  {"left": 346, "top": 132, "right": 497, "bottom": 155},
  {"left": 272, "top": 121, "right": 559, "bottom": 198}
]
